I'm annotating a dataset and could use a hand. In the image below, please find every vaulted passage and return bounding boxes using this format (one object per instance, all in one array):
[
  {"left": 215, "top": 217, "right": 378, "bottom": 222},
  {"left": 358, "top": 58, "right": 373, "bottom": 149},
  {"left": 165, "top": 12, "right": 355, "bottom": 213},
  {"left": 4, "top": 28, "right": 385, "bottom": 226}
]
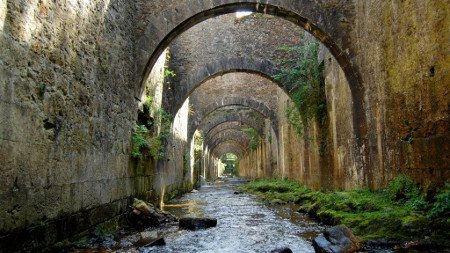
[{"left": 1, "top": 1, "right": 449, "bottom": 251}]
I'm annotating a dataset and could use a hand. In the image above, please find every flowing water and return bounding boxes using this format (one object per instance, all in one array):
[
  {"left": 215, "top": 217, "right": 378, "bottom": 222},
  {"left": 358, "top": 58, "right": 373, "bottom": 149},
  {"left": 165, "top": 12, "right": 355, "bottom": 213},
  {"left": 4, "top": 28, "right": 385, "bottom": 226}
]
[
  {"left": 71, "top": 178, "right": 446, "bottom": 253},
  {"left": 140, "top": 177, "right": 324, "bottom": 253}
]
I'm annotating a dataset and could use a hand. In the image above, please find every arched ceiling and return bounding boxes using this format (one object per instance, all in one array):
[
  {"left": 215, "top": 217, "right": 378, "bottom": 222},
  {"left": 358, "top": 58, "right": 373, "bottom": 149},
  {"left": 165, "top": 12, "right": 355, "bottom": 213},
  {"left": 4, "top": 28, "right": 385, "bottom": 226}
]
[
  {"left": 207, "top": 130, "right": 251, "bottom": 151},
  {"left": 138, "top": 3, "right": 367, "bottom": 144},
  {"left": 164, "top": 13, "right": 302, "bottom": 115},
  {"left": 183, "top": 72, "right": 288, "bottom": 143},
  {"left": 211, "top": 140, "right": 248, "bottom": 158},
  {"left": 205, "top": 121, "right": 253, "bottom": 141},
  {"left": 197, "top": 106, "right": 266, "bottom": 140}
]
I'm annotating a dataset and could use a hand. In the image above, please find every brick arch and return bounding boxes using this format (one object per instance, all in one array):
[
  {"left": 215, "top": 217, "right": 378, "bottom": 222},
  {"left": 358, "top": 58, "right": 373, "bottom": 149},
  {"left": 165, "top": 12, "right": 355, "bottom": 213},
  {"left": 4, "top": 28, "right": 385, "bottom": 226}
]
[{"left": 137, "top": 1, "right": 367, "bottom": 147}]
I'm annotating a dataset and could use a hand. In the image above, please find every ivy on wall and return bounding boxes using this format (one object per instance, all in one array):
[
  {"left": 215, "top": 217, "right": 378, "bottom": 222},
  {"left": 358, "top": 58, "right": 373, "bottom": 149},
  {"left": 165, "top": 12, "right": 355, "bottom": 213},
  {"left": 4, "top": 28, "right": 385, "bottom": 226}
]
[
  {"left": 242, "top": 127, "right": 261, "bottom": 151},
  {"left": 273, "top": 40, "right": 327, "bottom": 135},
  {"left": 131, "top": 96, "right": 172, "bottom": 160}
]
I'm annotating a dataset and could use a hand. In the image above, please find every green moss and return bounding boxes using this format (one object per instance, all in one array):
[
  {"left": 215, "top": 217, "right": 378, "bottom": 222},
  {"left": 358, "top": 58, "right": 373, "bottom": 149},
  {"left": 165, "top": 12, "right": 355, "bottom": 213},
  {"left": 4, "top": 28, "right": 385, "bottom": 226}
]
[{"left": 239, "top": 177, "right": 450, "bottom": 244}]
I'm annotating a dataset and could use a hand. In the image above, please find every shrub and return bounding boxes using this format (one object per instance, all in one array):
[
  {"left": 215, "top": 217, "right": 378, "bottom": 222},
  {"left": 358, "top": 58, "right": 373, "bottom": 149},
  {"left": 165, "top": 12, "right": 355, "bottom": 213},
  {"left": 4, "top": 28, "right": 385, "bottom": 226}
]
[
  {"left": 273, "top": 39, "right": 326, "bottom": 135},
  {"left": 387, "top": 174, "right": 420, "bottom": 201},
  {"left": 242, "top": 127, "right": 261, "bottom": 151},
  {"left": 131, "top": 124, "right": 149, "bottom": 159},
  {"left": 429, "top": 183, "right": 450, "bottom": 218}
]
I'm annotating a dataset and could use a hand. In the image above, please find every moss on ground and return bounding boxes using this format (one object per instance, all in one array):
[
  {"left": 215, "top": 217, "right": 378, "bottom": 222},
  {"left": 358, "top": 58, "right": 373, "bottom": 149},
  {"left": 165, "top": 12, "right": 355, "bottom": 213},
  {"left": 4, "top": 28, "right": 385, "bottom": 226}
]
[{"left": 238, "top": 178, "right": 449, "bottom": 244}]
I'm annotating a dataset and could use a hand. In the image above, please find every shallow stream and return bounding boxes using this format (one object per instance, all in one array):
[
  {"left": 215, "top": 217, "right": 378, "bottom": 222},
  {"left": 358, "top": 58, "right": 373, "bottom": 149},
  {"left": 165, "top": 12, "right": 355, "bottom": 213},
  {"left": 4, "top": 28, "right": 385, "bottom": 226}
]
[{"left": 143, "top": 177, "right": 323, "bottom": 253}]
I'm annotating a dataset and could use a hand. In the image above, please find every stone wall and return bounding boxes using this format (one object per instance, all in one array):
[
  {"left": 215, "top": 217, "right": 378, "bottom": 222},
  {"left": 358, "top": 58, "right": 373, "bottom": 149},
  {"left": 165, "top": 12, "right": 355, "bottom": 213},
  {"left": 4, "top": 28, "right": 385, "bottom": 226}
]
[
  {"left": 351, "top": 1, "right": 450, "bottom": 187},
  {"left": 0, "top": 1, "right": 146, "bottom": 250},
  {"left": 136, "top": 0, "right": 449, "bottom": 188},
  {"left": 166, "top": 13, "right": 302, "bottom": 115},
  {"left": 1, "top": 0, "right": 449, "bottom": 250}
]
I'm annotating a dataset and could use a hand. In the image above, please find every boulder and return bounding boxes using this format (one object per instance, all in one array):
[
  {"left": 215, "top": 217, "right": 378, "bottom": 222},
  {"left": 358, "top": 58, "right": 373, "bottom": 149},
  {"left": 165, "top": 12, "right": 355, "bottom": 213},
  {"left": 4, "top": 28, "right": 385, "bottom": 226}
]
[
  {"left": 128, "top": 198, "right": 178, "bottom": 228},
  {"left": 133, "top": 198, "right": 151, "bottom": 215},
  {"left": 179, "top": 217, "right": 217, "bottom": 230},
  {"left": 139, "top": 231, "right": 158, "bottom": 242},
  {"left": 313, "top": 225, "right": 360, "bottom": 253},
  {"left": 270, "top": 247, "right": 293, "bottom": 253}
]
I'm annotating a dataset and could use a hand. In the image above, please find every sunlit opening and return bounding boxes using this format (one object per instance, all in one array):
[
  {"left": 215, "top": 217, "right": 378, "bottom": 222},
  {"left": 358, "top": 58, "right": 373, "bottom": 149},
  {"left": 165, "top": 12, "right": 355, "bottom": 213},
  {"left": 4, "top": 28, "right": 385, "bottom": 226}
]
[
  {"left": 235, "top": 11, "right": 253, "bottom": 18},
  {"left": 221, "top": 153, "right": 239, "bottom": 177}
]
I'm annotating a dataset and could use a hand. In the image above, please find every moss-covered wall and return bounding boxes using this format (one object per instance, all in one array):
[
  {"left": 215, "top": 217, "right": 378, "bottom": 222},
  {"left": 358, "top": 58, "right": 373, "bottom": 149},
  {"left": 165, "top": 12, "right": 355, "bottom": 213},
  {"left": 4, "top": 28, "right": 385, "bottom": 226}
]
[{"left": 352, "top": 0, "right": 450, "bottom": 187}]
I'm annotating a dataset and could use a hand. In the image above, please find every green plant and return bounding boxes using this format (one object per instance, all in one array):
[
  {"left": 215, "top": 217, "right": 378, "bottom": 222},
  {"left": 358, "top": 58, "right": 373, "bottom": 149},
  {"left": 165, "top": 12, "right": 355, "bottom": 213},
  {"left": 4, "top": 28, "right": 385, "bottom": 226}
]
[
  {"left": 132, "top": 96, "right": 173, "bottom": 160},
  {"left": 164, "top": 69, "right": 176, "bottom": 77},
  {"left": 147, "top": 108, "right": 172, "bottom": 160},
  {"left": 273, "top": 39, "right": 326, "bottom": 135},
  {"left": 387, "top": 174, "right": 420, "bottom": 201},
  {"left": 131, "top": 124, "right": 149, "bottom": 159},
  {"left": 222, "top": 153, "right": 239, "bottom": 176},
  {"left": 144, "top": 95, "right": 153, "bottom": 111},
  {"left": 285, "top": 104, "right": 304, "bottom": 135},
  {"left": 242, "top": 127, "right": 261, "bottom": 150},
  {"left": 429, "top": 183, "right": 450, "bottom": 217},
  {"left": 238, "top": 177, "right": 450, "bottom": 243}
]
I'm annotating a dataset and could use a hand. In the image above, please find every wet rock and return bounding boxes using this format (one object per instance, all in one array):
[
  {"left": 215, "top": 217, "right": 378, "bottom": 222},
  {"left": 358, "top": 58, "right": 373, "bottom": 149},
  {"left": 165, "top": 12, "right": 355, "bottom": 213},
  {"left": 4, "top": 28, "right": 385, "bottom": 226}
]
[
  {"left": 270, "top": 247, "right": 293, "bottom": 253},
  {"left": 313, "top": 225, "right": 360, "bottom": 253},
  {"left": 233, "top": 191, "right": 243, "bottom": 194},
  {"left": 179, "top": 217, "right": 217, "bottom": 230},
  {"left": 128, "top": 198, "right": 178, "bottom": 228},
  {"left": 133, "top": 198, "right": 152, "bottom": 215},
  {"left": 140, "top": 231, "right": 158, "bottom": 241},
  {"left": 142, "top": 237, "right": 166, "bottom": 247}
]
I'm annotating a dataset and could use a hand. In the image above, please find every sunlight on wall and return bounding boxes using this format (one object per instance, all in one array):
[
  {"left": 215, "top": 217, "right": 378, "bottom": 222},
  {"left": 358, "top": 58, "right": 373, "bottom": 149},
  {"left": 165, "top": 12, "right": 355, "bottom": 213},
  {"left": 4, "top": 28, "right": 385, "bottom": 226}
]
[
  {"left": 20, "top": 3, "right": 40, "bottom": 42},
  {"left": 173, "top": 98, "right": 189, "bottom": 142},
  {"left": 217, "top": 159, "right": 225, "bottom": 177},
  {"left": 0, "top": 0, "right": 6, "bottom": 33},
  {"left": 141, "top": 49, "right": 167, "bottom": 109},
  {"left": 235, "top": 11, "right": 253, "bottom": 18}
]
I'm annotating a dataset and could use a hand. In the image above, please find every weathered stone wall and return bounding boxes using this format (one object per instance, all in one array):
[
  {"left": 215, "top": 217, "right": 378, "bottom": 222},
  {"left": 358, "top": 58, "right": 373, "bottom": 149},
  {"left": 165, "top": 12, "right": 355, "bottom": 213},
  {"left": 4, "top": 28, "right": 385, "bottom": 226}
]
[
  {"left": 1, "top": 0, "right": 449, "bottom": 250},
  {"left": 187, "top": 73, "right": 283, "bottom": 142},
  {"left": 166, "top": 13, "right": 302, "bottom": 115},
  {"left": 321, "top": 45, "right": 359, "bottom": 189},
  {"left": 136, "top": 0, "right": 449, "bottom": 188},
  {"left": 351, "top": 1, "right": 450, "bottom": 187},
  {"left": 0, "top": 1, "right": 146, "bottom": 250}
]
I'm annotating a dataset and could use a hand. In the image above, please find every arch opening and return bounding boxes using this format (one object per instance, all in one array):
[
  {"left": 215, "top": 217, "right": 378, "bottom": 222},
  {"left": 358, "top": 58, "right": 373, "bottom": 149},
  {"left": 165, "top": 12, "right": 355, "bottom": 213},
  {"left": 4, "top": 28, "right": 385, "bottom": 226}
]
[{"left": 137, "top": 2, "right": 366, "bottom": 146}]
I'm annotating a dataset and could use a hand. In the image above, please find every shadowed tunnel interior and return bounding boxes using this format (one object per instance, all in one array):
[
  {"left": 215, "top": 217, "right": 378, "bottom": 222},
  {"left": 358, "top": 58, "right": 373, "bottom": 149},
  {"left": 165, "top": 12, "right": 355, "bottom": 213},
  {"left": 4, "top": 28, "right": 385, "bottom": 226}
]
[{"left": 0, "top": 1, "right": 449, "bottom": 251}]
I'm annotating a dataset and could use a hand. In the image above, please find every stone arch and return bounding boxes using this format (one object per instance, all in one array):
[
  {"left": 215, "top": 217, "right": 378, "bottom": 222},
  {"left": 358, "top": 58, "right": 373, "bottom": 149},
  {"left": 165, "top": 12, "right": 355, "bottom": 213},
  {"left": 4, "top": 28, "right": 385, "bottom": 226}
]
[
  {"left": 197, "top": 113, "right": 265, "bottom": 141},
  {"left": 210, "top": 140, "right": 248, "bottom": 158},
  {"left": 191, "top": 96, "right": 278, "bottom": 138},
  {"left": 206, "top": 129, "right": 251, "bottom": 149},
  {"left": 205, "top": 122, "right": 254, "bottom": 142},
  {"left": 171, "top": 59, "right": 280, "bottom": 114},
  {"left": 138, "top": 1, "right": 367, "bottom": 146}
]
